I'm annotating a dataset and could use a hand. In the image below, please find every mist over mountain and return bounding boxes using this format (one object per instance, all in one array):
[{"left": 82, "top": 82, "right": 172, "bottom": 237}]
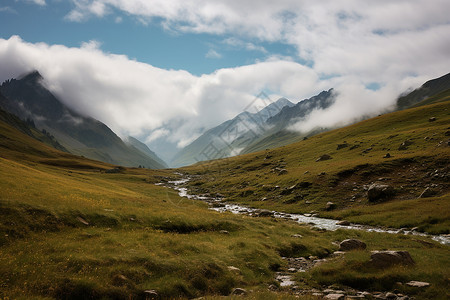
[
  {"left": 0, "top": 71, "right": 167, "bottom": 169},
  {"left": 170, "top": 98, "right": 294, "bottom": 167}
]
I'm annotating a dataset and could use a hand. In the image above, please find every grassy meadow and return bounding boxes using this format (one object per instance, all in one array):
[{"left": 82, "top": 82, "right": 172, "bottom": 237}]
[{"left": 0, "top": 96, "right": 449, "bottom": 299}]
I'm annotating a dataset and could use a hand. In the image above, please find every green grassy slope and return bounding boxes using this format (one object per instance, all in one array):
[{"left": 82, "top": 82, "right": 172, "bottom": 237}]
[
  {"left": 0, "top": 94, "right": 449, "bottom": 299},
  {"left": 183, "top": 95, "right": 450, "bottom": 234}
]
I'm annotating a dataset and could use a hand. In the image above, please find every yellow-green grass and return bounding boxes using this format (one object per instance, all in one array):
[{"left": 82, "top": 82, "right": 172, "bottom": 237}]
[
  {"left": 296, "top": 229, "right": 450, "bottom": 300},
  {"left": 182, "top": 99, "right": 450, "bottom": 234},
  {"left": 0, "top": 119, "right": 340, "bottom": 298}
]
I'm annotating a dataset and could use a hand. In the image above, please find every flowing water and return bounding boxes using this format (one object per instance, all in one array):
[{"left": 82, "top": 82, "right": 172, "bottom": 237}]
[{"left": 163, "top": 177, "right": 450, "bottom": 246}]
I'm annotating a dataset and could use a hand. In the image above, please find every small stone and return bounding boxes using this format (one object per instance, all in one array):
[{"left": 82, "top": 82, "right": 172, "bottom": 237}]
[
  {"left": 227, "top": 266, "right": 241, "bottom": 273},
  {"left": 77, "top": 216, "right": 89, "bottom": 226},
  {"left": 231, "top": 288, "right": 248, "bottom": 295},
  {"left": 219, "top": 230, "right": 230, "bottom": 234},
  {"left": 325, "top": 294, "right": 345, "bottom": 300},
  {"left": 339, "top": 239, "right": 367, "bottom": 251},
  {"left": 429, "top": 117, "right": 437, "bottom": 122},
  {"left": 326, "top": 202, "right": 336, "bottom": 211},
  {"left": 288, "top": 268, "right": 297, "bottom": 272},
  {"left": 383, "top": 153, "right": 391, "bottom": 158},
  {"left": 386, "top": 292, "right": 397, "bottom": 299},
  {"left": 418, "top": 187, "right": 436, "bottom": 198},
  {"left": 406, "top": 281, "right": 430, "bottom": 287},
  {"left": 337, "top": 220, "right": 351, "bottom": 226},
  {"left": 291, "top": 234, "right": 303, "bottom": 238},
  {"left": 143, "top": 290, "right": 158, "bottom": 299},
  {"left": 316, "top": 154, "right": 333, "bottom": 162}
]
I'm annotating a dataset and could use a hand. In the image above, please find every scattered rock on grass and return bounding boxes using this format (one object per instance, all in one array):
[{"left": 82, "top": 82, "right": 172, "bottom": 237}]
[
  {"left": 316, "top": 154, "right": 332, "bottom": 162},
  {"left": 326, "top": 202, "right": 336, "bottom": 211},
  {"left": 429, "top": 117, "right": 437, "bottom": 122},
  {"left": 324, "top": 294, "right": 345, "bottom": 300},
  {"left": 398, "top": 140, "right": 413, "bottom": 150},
  {"left": 339, "top": 239, "right": 367, "bottom": 251},
  {"left": 143, "top": 289, "right": 158, "bottom": 299},
  {"left": 418, "top": 187, "right": 436, "bottom": 198},
  {"left": 368, "top": 183, "right": 395, "bottom": 202},
  {"left": 370, "top": 251, "right": 415, "bottom": 268},
  {"left": 231, "top": 288, "right": 248, "bottom": 295},
  {"left": 337, "top": 220, "right": 351, "bottom": 226},
  {"left": 406, "top": 281, "right": 430, "bottom": 287}
]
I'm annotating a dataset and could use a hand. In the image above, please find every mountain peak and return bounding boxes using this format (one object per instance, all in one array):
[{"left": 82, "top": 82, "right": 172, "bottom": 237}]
[{"left": 18, "top": 70, "right": 43, "bottom": 82}]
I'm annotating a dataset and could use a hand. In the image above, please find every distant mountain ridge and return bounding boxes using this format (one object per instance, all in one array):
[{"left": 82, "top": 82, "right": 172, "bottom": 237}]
[
  {"left": 397, "top": 72, "right": 450, "bottom": 109},
  {"left": 170, "top": 98, "right": 295, "bottom": 167},
  {"left": 0, "top": 71, "right": 167, "bottom": 169}
]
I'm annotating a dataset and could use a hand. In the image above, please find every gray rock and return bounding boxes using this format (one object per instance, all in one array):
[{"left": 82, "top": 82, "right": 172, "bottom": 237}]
[
  {"left": 398, "top": 140, "right": 413, "bottom": 150},
  {"left": 337, "top": 220, "right": 351, "bottom": 226},
  {"left": 316, "top": 154, "right": 333, "bottom": 162},
  {"left": 368, "top": 183, "right": 395, "bottom": 202},
  {"left": 337, "top": 143, "right": 348, "bottom": 150},
  {"left": 325, "top": 294, "right": 345, "bottom": 300},
  {"left": 406, "top": 281, "right": 430, "bottom": 287},
  {"left": 326, "top": 202, "right": 336, "bottom": 211},
  {"left": 370, "top": 251, "right": 415, "bottom": 268},
  {"left": 429, "top": 117, "right": 437, "bottom": 122},
  {"left": 418, "top": 187, "right": 436, "bottom": 198},
  {"left": 385, "top": 292, "right": 397, "bottom": 299},
  {"left": 143, "top": 289, "right": 158, "bottom": 299},
  {"left": 257, "top": 210, "right": 274, "bottom": 217},
  {"left": 339, "top": 239, "right": 367, "bottom": 251},
  {"left": 231, "top": 288, "right": 248, "bottom": 295}
]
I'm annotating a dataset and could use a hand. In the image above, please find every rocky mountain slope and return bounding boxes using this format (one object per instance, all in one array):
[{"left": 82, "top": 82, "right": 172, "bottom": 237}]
[
  {"left": 170, "top": 98, "right": 294, "bottom": 167},
  {"left": 0, "top": 71, "right": 166, "bottom": 169}
]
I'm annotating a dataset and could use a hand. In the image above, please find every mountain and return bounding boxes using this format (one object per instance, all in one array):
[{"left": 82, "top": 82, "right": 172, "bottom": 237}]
[
  {"left": 397, "top": 72, "right": 450, "bottom": 109},
  {"left": 240, "top": 89, "right": 336, "bottom": 154},
  {"left": 0, "top": 71, "right": 167, "bottom": 169},
  {"left": 170, "top": 98, "right": 294, "bottom": 167},
  {"left": 125, "top": 136, "right": 168, "bottom": 168}
]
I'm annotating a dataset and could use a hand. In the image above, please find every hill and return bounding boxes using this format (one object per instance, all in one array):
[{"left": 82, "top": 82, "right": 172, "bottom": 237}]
[
  {"left": 397, "top": 72, "right": 450, "bottom": 109},
  {"left": 170, "top": 98, "right": 294, "bottom": 167},
  {"left": 0, "top": 71, "right": 167, "bottom": 169},
  {"left": 0, "top": 81, "right": 449, "bottom": 299},
  {"left": 183, "top": 91, "right": 450, "bottom": 235}
]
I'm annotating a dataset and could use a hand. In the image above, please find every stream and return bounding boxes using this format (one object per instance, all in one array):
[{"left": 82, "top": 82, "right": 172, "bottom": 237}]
[{"left": 162, "top": 177, "right": 450, "bottom": 246}]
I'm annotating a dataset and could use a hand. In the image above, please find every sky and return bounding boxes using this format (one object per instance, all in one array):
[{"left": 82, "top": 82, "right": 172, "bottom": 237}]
[{"left": 1, "top": 0, "right": 450, "bottom": 162}]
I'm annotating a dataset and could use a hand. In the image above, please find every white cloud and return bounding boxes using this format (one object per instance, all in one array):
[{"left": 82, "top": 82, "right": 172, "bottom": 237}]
[
  {"left": 25, "top": 0, "right": 46, "bottom": 6},
  {"left": 0, "top": 6, "right": 18, "bottom": 14},
  {"left": 205, "top": 49, "right": 222, "bottom": 59},
  {"left": 0, "top": 36, "right": 322, "bottom": 153},
  {"left": 2, "top": 0, "right": 450, "bottom": 160}
]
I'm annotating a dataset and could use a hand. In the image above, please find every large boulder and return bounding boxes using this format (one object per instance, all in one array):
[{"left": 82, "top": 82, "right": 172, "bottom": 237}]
[
  {"left": 367, "top": 183, "right": 395, "bottom": 202},
  {"left": 370, "top": 251, "right": 415, "bottom": 268},
  {"left": 339, "top": 239, "right": 367, "bottom": 251}
]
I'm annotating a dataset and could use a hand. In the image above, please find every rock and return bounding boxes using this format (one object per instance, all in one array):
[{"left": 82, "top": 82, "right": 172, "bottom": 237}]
[
  {"left": 77, "top": 216, "right": 89, "bottom": 226},
  {"left": 105, "top": 167, "right": 124, "bottom": 173},
  {"left": 231, "top": 288, "right": 248, "bottom": 295},
  {"left": 227, "top": 266, "right": 241, "bottom": 273},
  {"left": 326, "top": 202, "right": 336, "bottom": 211},
  {"left": 383, "top": 153, "right": 391, "bottom": 158},
  {"left": 111, "top": 274, "right": 129, "bottom": 286},
  {"left": 257, "top": 210, "right": 274, "bottom": 217},
  {"left": 316, "top": 154, "right": 332, "bottom": 162},
  {"left": 368, "top": 183, "right": 395, "bottom": 202},
  {"left": 143, "top": 289, "right": 158, "bottom": 299},
  {"left": 219, "top": 230, "right": 230, "bottom": 234},
  {"left": 398, "top": 140, "right": 413, "bottom": 150},
  {"left": 291, "top": 234, "right": 303, "bottom": 238},
  {"left": 325, "top": 294, "right": 345, "bottom": 300},
  {"left": 337, "top": 143, "right": 348, "bottom": 150},
  {"left": 337, "top": 220, "right": 351, "bottom": 226},
  {"left": 279, "top": 169, "right": 288, "bottom": 175},
  {"left": 288, "top": 268, "right": 297, "bottom": 273},
  {"left": 418, "top": 187, "right": 436, "bottom": 198},
  {"left": 298, "top": 181, "right": 313, "bottom": 188},
  {"left": 429, "top": 117, "right": 437, "bottom": 122},
  {"left": 339, "top": 239, "right": 367, "bottom": 251},
  {"left": 406, "top": 281, "right": 430, "bottom": 287},
  {"left": 385, "top": 292, "right": 397, "bottom": 299},
  {"left": 370, "top": 251, "right": 415, "bottom": 268}
]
